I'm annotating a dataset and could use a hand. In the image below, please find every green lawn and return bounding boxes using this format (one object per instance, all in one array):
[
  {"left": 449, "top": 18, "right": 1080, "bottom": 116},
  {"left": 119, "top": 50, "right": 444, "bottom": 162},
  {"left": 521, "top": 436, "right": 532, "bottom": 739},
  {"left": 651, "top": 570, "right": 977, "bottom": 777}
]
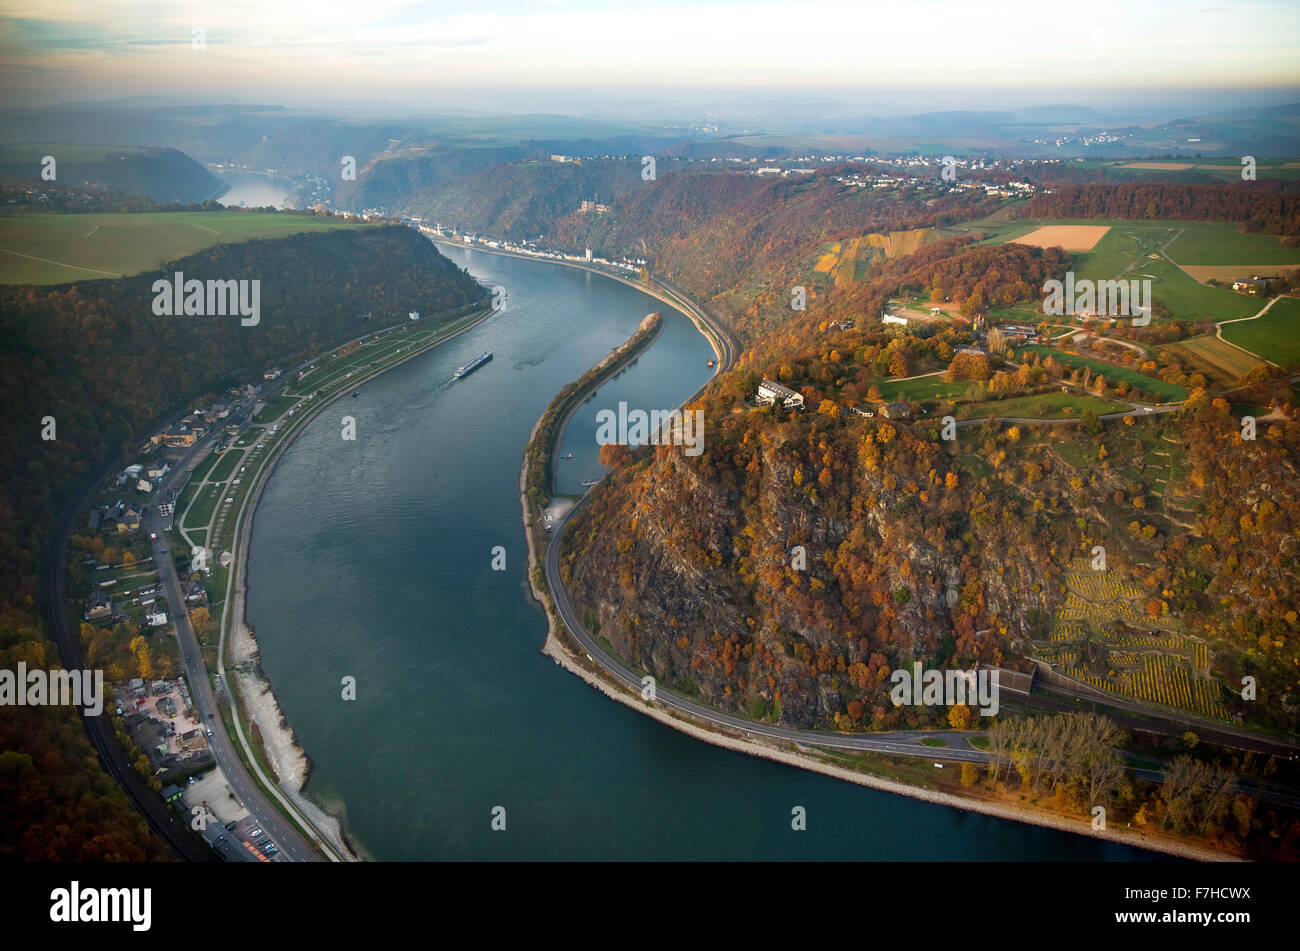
[
  {"left": 957, "top": 392, "right": 1130, "bottom": 420},
  {"left": 1221, "top": 297, "right": 1300, "bottom": 367},
  {"left": 254, "top": 396, "right": 297, "bottom": 423},
  {"left": 992, "top": 219, "right": 1269, "bottom": 324},
  {"left": 184, "top": 483, "right": 222, "bottom": 530},
  {"left": 1165, "top": 222, "right": 1300, "bottom": 267},
  {"left": 875, "top": 374, "right": 981, "bottom": 403},
  {"left": 208, "top": 450, "right": 242, "bottom": 482},
  {"left": 1015, "top": 345, "right": 1188, "bottom": 401},
  {"left": 188, "top": 449, "right": 219, "bottom": 484},
  {"left": 0, "top": 211, "right": 370, "bottom": 284}
]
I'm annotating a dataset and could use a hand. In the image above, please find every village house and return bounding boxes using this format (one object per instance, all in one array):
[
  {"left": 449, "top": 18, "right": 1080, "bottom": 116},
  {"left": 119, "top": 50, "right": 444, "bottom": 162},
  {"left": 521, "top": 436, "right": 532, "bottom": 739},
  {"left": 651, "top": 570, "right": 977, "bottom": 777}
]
[
  {"left": 877, "top": 402, "right": 911, "bottom": 419},
  {"left": 756, "top": 379, "right": 806, "bottom": 409},
  {"left": 1232, "top": 275, "right": 1276, "bottom": 294},
  {"left": 186, "top": 577, "right": 208, "bottom": 604},
  {"left": 116, "top": 506, "right": 141, "bottom": 533},
  {"left": 162, "top": 424, "right": 197, "bottom": 448},
  {"left": 84, "top": 589, "right": 112, "bottom": 621}
]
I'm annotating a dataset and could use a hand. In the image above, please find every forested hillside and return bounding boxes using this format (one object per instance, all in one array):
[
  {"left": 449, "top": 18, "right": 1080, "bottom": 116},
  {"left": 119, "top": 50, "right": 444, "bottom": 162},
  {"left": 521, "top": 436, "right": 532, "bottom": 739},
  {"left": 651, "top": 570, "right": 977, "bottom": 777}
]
[
  {"left": 1017, "top": 184, "right": 1300, "bottom": 236},
  {"left": 558, "top": 177, "right": 1299, "bottom": 749},
  {"left": 397, "top": 157, "right": 647, "bottom": 239},
  {"left": 555, "top": 168, "right": 1005, "bottom": 341},
  {"left": 564, "top": 312, "right": 1299, "bottom": 735},
  {"left": 0, "top": 145, "right": 224, "bottom": 204},
  {"left": 0, "top": 223, "right": 483, "bottom": 859}
]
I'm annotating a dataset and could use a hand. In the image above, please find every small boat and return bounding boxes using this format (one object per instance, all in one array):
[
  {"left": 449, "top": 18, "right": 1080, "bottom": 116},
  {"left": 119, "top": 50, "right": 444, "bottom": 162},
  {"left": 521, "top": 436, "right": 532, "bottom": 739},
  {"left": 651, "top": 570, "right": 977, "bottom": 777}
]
[
  {"left": 562, "top": 453, "right": 574, "bottom": 460},
  {"left": 352, "top": 390, "right": 360, "bottom": 397},
  {"left": 707, "top": 357, "right": 716, "bottom": 367},
  {"left": 581, "top": 479, "right": 600, "bottom": 487}
]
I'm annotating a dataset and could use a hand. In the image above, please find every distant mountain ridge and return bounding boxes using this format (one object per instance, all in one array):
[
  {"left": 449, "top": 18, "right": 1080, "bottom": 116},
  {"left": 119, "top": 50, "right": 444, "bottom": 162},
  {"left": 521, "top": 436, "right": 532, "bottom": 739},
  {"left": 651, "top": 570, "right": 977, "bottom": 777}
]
[{"left": 0, "top": 144, "right": 223, "bottom": 204}]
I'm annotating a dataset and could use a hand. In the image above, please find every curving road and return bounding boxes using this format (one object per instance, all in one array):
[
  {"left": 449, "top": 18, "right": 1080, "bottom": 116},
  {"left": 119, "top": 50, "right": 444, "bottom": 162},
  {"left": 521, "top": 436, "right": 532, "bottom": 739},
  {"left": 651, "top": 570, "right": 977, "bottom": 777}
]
[{"left": 544, "top": 494, "right": 988, "bottom": 765}]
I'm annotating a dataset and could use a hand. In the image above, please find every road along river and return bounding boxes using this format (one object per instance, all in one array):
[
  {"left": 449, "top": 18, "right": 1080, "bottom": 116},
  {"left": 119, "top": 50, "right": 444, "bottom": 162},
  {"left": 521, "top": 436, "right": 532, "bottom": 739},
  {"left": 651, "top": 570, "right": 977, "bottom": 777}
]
[{"left": 246, "top": 244, "right": 1159, "bottom": 860}]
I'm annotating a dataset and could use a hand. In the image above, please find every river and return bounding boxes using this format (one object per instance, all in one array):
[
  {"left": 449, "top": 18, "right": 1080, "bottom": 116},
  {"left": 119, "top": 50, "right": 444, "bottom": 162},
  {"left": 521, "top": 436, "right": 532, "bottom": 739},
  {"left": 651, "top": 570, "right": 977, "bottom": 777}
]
[
  {"left": 246, "top": 243, "right": 1160, "bottom": 860},
  {"left": 216, "top": 172, "right": 296, "bottom": 209}
]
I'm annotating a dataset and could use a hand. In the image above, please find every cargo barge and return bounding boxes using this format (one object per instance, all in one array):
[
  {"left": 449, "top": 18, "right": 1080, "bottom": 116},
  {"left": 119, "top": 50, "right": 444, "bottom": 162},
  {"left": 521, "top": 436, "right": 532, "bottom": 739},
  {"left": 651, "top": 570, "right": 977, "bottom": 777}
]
[{"left": 453, "top": 351, "right": 493, "bottom": 379}]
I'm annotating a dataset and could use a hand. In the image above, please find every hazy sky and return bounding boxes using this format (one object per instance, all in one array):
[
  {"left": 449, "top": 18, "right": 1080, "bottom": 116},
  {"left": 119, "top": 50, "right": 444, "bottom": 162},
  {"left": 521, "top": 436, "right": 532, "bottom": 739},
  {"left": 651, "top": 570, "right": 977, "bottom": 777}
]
[{"left": 2, "top": 0, "right": 1298, "bottom": 115}]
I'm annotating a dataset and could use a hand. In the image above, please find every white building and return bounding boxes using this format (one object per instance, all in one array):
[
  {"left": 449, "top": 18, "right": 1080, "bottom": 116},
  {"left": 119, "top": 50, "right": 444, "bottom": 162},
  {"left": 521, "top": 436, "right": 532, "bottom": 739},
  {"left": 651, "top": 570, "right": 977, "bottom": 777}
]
[
  {"left": 146, "top": 610, "right": 168, "bottom": 627},
  {"left": 882, "top": 314, "right": 909, "bottom": 326},
  {"left": 756, "top": 379, "right": 805, "bottom": 409}
]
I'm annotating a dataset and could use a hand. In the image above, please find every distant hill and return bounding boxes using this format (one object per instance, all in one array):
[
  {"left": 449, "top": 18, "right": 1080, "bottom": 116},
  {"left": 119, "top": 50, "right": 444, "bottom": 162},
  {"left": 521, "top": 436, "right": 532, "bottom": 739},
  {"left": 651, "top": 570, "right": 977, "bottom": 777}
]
[{"left": 0, "top": 144, "right": 224, "bottom": 204}]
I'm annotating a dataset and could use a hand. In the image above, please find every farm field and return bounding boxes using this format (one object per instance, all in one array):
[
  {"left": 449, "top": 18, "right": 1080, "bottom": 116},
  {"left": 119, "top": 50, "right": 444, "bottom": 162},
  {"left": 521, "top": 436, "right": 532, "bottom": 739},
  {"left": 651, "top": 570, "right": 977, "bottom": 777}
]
[
  {"left": 1071, "top": 158, "right": 1300, "bottom": 181},
  {"left": 1167, "top": 334, "right": 1262, "bottom": 379},
  {"left": 993, "top": 219, "right": 1271, "bottom": 323},
  {"left": 0, "top": 211, "right": 369, "bottom": 284},
  {"left": 1220, "top": 296, "right": 1300, "bottom": 368},
  {"left": 1164, "top": 222, "right": 1300, "bottom": 267},
  {"left": 1010, "top": 225, "right": 1110, "bottom": 251},
  {"left": 1014, "top": 345, "right": 1189, "bottom": 401},
  {"left": 1033, "top": 561, "right": 1229, "bottom": 721},
  {"left": 814, "top": 230, "right": 939, "bottom": 286}
]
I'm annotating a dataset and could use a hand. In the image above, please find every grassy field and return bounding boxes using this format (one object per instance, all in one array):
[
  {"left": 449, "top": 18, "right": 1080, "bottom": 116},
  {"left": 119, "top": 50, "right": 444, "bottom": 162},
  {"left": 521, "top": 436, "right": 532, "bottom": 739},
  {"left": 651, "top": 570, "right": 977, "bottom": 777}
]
[
  {"left": 1221, "top": 297, "right": 1300, "bottom": 367},
  {"left": 874, "top": 374, "right": 981, "bottom": 403},
  {"left": 988, "top": 219, "right": 1276, "bottom": 324},
  {"left": 1168, "top": 334, "right": 1263, "bottom": 378},
  {"left": 208, "top": 450, "right": 242, "bottom": 483},
  {"left": 1165, "top": 222, "right": 1300, "bottom": 267},
  {"left": 1015, "top": 345, "right": 1189, "bottom": 401},
  {"left": 956, "top": 392, "right": 1130, "bottom": 420},
  {"left": 188, "top": 449, "right": 219, "bottom": 484},
  {"left": 184, "top": 483, "right": 222, "bottom": 531},
  {"left": 253, "top": 395, "right": 297, "bottom": 423},
  {"left": 1080, "top": 158, "right": 1300, "bottom": 182},
  {"left": 0, "top": 211, "right": 369, "bottom": 284}
]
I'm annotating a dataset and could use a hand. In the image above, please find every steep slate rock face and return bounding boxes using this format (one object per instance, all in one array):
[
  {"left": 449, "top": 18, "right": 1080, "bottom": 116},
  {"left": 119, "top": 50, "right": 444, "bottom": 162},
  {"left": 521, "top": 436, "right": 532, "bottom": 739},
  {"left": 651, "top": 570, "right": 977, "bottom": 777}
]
[{"left": 564, "top": 405, "right": 1075, "bottom": 730}]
